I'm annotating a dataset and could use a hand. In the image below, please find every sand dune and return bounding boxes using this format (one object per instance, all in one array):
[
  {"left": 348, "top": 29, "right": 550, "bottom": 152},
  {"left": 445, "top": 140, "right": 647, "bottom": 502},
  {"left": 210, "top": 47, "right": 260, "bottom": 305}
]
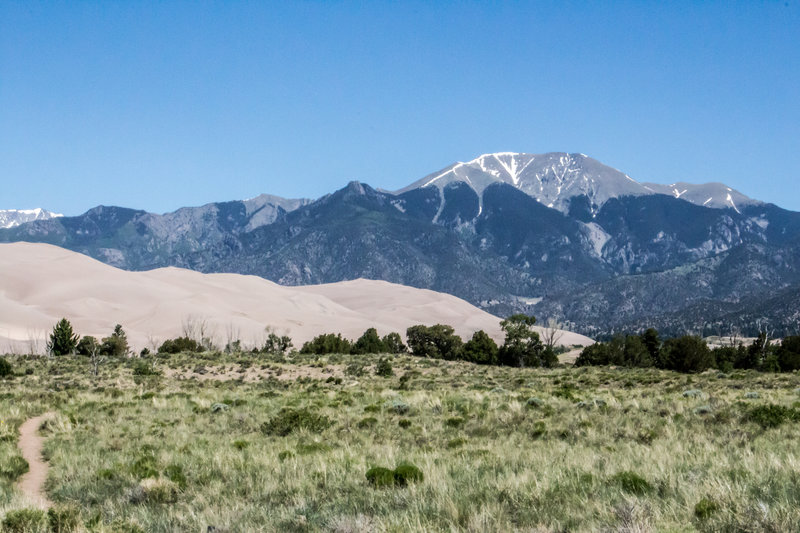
[{"left": 0, "top": 242, "right": 592, "bottom": 353}]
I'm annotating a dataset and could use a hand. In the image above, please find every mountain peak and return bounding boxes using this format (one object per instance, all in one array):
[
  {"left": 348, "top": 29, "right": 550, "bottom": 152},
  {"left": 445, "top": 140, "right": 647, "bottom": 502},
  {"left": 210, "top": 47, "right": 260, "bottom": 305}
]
[
  {"left": 0, "top": 208, "right": 63, "bottom": 229},
  {"left": 397, "top": 151, "right": 761, "bottom": 215},
  {"left": 398, "top": 151, "right": 644, "bottom": 214}
]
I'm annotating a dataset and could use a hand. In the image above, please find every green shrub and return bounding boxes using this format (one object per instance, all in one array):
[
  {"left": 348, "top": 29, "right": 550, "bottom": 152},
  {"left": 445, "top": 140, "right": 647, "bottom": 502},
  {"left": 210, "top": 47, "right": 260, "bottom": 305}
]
[
  {"left": 693, "top": 405, "right": 713, "bottom": 415},
  {"left": 232, "top": 440, "right": 249, "bottom": 450},
  {"left": 47, "top": 505, "right": 81, "bottom": 533},
  {"left": 747, "top": 404, "right": 799, "bottom": 429},
  {"left": 393, "top": 463, "right": 424, "bottom": 485},
  {"left": 158, "top": 336, "right": 201, "bottom": 354},
  {"left": 610, "top": 471, "right": 652, "bottom": 495},
  {"left": 300, "top": 333, "right": 352, "bottom": 355},
  {"left": 531, "top": 421, "right": 546, "bottom": 439},
  {"left": 445, "top": 417, "right": 465, "bottom": 428},
  {"left": 0, "top": 357, "right": 13, "bottom": 378},
  {"left": 357, "top": 417, "right": 378, "bottom": 429},
  {"left": 553, "top": 384, "right": 578, "bottom": 401},
  {"left": 363, "top": 404, "right": 380, "bottom": 413},
  {"left": 447, "top": 437, "right": 467, "bottom": 449},
  {"left": 260, "top": 408, "right": 332, "bottom": 436},
  {"left": 398, "top": 419, "right": 412, "bottom": 429},
  {"left": 132, "top": 361, "right": 160, "bottom": 376},
  {"left": 0, "top": 455, "right": 29, "bottom": 481},
  {"left": 345, "top": 362, "right": 366, "bottom": 377},
  {"left": 744, "top": 391, "right": 760, "bottom": 399},
  {"left": 1, "top": 508, "right": 48, "bottom": 533},
  {"left": 375, "top": 357, "right": 394, "bottom": 377},
  {"left": 694, "top": 497, "right": 720, "bottom": 520},
  {"left": 365, "top": 467, "right": 397, "bottom": 488}
]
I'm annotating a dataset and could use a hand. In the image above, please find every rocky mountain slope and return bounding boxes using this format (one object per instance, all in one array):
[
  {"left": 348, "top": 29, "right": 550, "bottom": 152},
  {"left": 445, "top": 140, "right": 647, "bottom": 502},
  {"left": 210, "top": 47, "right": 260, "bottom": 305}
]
[{"left": 2, "top": 152, "right": 797, "bottom": 337}]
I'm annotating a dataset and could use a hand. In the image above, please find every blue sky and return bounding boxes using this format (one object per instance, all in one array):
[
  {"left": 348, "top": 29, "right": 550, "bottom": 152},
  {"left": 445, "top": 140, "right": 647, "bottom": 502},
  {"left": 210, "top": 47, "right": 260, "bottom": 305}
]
[{"left": 2, "top": 1, "right": 799, "bottom": 215}]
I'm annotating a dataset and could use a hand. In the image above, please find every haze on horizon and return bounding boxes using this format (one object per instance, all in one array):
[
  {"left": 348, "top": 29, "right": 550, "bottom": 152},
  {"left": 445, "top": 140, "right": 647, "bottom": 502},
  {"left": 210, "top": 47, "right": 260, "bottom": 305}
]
[{"left": 1, "top": 1, "right": 798, "bottom": 215}]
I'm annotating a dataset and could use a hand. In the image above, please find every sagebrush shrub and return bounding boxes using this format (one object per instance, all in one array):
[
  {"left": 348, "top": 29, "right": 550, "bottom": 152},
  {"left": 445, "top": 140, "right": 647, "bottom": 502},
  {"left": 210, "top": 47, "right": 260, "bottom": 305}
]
[
  {"left": 389, "top": 399, "right": 410, "bottom": 415},
  {"left": 260, "top": 408, "right": 332, "bottom": 436}
]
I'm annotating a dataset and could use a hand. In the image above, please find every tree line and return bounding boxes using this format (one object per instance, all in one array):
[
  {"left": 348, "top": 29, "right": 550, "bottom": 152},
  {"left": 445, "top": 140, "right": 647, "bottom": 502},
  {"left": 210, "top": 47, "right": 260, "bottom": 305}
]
[
  {"left": 301, "top": 314, "right": 558, "bottom": 368},
  {"left": 575, "top": 329, "right": 800, "bottom": 373},
  {"left": 38, "top": 316, "right": 800, "bottom": 375}
]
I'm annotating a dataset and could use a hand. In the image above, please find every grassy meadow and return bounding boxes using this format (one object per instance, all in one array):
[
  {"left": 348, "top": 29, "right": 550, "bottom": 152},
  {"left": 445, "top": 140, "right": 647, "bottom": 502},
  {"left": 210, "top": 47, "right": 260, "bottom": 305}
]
[{"left": 2, "top": 350, "right": 800, "bottom": 531}]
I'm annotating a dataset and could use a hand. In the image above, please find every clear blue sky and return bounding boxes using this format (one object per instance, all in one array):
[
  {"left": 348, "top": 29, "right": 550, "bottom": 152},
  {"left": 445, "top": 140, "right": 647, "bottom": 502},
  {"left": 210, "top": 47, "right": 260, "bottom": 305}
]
[{"left": 2, "top": 1, "right": 799, "bottom": 215}]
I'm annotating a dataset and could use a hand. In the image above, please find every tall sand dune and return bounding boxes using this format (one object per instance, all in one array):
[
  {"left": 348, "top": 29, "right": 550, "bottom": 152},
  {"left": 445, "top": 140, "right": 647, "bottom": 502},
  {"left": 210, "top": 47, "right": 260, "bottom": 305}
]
[{"left": 0, "top": 242, "right": 592, "bottom": 353}]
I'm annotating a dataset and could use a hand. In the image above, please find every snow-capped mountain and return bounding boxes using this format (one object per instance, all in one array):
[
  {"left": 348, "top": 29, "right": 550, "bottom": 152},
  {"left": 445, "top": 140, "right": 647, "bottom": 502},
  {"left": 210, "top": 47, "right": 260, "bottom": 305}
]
[
  {"left": 641, "top": 182, "right": 759, "bottom": 212},
  {"left": 397, "top": 152, "right": 759, "bottom": 215},
  {"left": 0, "top": 208, "right": 63, "bottom": 229}
]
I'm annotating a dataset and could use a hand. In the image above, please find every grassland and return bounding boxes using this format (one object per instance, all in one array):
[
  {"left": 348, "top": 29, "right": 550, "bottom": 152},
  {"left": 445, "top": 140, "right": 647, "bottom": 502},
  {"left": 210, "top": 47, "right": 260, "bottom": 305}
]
[{"left": 2, "top": 351, "right": 800, "bottom": 531}]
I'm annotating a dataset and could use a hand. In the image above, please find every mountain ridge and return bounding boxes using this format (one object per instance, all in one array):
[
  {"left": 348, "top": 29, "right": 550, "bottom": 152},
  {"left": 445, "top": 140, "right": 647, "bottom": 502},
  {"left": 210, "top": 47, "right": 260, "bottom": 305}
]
[{"left": 1, "top": 151, "right": 795, "bottom": 337}]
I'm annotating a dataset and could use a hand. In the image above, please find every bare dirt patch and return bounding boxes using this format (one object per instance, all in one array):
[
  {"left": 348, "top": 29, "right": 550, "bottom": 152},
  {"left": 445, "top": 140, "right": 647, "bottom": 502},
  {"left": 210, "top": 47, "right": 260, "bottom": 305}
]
[{"left": 17, "top": 413, "right": 55, "bottom": 508}]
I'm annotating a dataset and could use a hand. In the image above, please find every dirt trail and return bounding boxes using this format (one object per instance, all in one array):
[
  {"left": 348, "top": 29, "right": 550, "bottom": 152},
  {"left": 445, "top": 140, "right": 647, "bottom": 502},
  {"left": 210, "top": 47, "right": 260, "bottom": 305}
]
[{"left": 17, "top": 413, "right": 55, "bottom": 508}]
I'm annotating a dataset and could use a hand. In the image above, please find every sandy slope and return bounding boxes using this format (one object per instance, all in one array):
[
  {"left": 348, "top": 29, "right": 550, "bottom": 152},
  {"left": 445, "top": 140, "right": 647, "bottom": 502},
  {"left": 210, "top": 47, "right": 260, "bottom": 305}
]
[{"left": 0, "top": 242, "right": 592, "bottom": 353}]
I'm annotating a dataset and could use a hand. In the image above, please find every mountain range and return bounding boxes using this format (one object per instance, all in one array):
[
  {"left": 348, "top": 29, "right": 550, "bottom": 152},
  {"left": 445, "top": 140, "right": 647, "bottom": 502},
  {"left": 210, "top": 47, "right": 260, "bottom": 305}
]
[{"left": 3, "top": 152, "right": 798, "bottom": 338}]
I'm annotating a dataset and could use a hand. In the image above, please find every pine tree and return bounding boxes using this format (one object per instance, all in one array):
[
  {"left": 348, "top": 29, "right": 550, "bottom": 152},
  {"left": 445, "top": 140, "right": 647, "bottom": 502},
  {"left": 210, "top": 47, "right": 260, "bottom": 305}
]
[{"left": 49, "top": 318, "right": 79, "bottom": 356}]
